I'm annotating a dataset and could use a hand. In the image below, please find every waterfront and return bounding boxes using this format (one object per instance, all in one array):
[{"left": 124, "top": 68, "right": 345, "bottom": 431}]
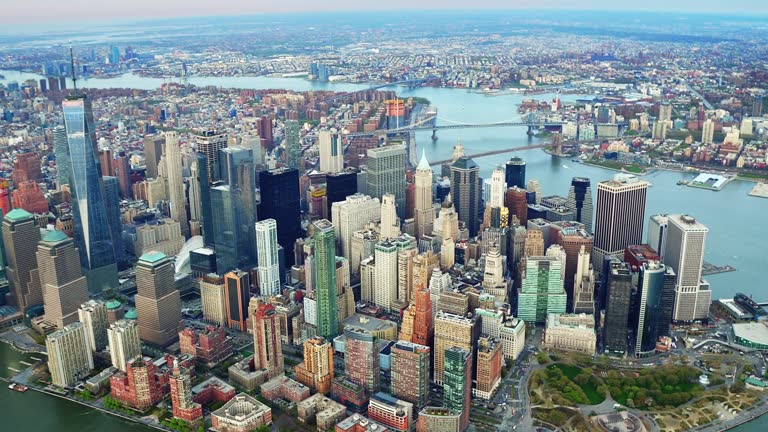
[{"left": 1, "top": 69, "right": 768, "bottom": 430}]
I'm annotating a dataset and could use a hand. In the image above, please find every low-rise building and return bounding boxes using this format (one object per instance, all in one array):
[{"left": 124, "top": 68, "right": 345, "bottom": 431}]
[
  {"left": 211, "top": 393, "right": 272, "bottom": 432},
  {"left": 543, "top": 313, "right": 596, "bottom": 354},
  {"left": 178, "top": 325, "right": 233, "bottom": 365},
  {"left": 260, "top": 375, "right": 310, "bottom": 404},
  {"left": 367, "top": 392, "right": 413, "bottom": 432},
  {"left": 335, "top": 414, "right": 391, "bottom": 432},
  {"left": 416, "top": 407, "right": 462, "bottom": 432},
  {"left": 297, "top": 393, "right": 347, "bottom": 431},
  {"left": 191, "top": 377, "right": 236, "bottom": 406},
  {"left": 228, "top": 356, "right": 269, "bottom": 391},
  {"left": 331, "top": 376, "right": 368, "bottom": 412}
]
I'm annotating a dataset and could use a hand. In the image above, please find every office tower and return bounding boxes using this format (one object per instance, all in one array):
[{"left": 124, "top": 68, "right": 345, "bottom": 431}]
[
  {"left": 412, "top": 251, "right": 439, "bottom": 298},
  {"left": 566, "top": 177, "right": 593, "bottom": 232},
  {"left": 199, "top": 274, "right": 226, "bottom": 326},
  {"left": 295, "top": 336, "right": 334, "bottom": 394},
  {"left": 344, "top": 326, "right": 379, "bottom": 393},
  {"left": 223, "top": 270, "right": 250, "bottom": 331},
  {"left": 527, "top": 179, "right": 542, "bottom": 205},
  {"left": 163, "top": 132, "right": 189, "bottom": 237},
  {"left": 593, "top": 174, "right": 649, "bottom": 269},
  {"left": 524, "top": 228, "right": 545, "bottom": 257},
  {"left": 444, "top": 347, "right": 472, "bottom": 431},
  {"left": 2, "top": 208, "right": 42, "bottom": 311},
  {"left": 284, "top": 120, "right": 302, "bottom": 171},
  {"left": 659, "top": 101, "right": 672, "bottom": 123},
  {"left": 450, "top": 157, "right": 481, "bottom": 237},
  {"left": 414, "top": 151, "right": 435, "bottom": 239},
  {"left": 195, "top": 152, "right": 215, "bottom": 247},
  {"left": 63, "top": 95, "right": 119, "bottom": 292},
  {"left": 255, "top": 219, "right": 281, "bottom": 297},
  {"left": 78, "top": 300, "right": 109, "bottom": 352},
  {"left": 546, "top": 244, "right": 567, "bottom": 281},
  {"left": 53, "top": 125, "right": 70, "bottom": 188},
  {"left": 258, "top": 168, "right": 301, "bottom": 267},
  {"left": 103, "top": 176, "right": 126, "bottom": 265},
  {"left": 318, "top": 129, "right": 343, "bottom": 173},
  {"left": 107, "top": 319, "right": 141, "bottom": 372},
  {"left": 99, "top": 148, "right": 114, "bottom": 177},
  {"left": 46, "top": 322, "right": 94, "bottom": 388},
  {"left": 647, "top": 214, "right": 668, "bottom": 260},
  {"left": 665, "top": 215, "right": 709, "bottom": 322},
  {"left": 390, "top": 341, "right": 430, "bottom": 408},
  {"left": 434, "top": 311, "right": 477, "bottom": 384},
  {"left": 135, "top": 251, "right": 182, "bottom": 347},
  {"left": 143, "top": 134, "right": 165, "bottom": 179},
  {"left": 366, "top": 144, "right": 407, "bottom": 218},
  {"left": 603, "top": 259, "right": 632, "bottom": 354},
  {"left": 326, "top": 170, "right": 358, "bottom": 216},
  {"left": 397, "top": 245, "right": 417, "bottom": 304},
  {"left": 483, "top": 244, "right": 507, "bottom": 303},
  {"left": 12, "top": 152, "right": 41, "bottom": 185},
  {"left": 380, "top": 193, "right": 401, "bottom": 239},
  {"left": 505, "top": 157, "right": 526, "bottom": 188},
  {"left": 517, "top": 257, "right": 567, "bottom": 324},
  {"left": 505, "top": 186, "right": 528, "bottom": 225},
  {"left": 210, "top": 182, "right": 256, "bottom": 273},
  {"left": 702, "top": 119, "right": 715, "bottom": 145},
  {"left": 11, "top": 181, "right": 48, "bottom": 214},
  {"left": 115, "top": 151, "right": 131, "bottom": 198},
  {"left": 411, "top": 287, "right": 434, "bottom": 348},
  {"left": 37, "top": 231, "right": 88, "bottom": 329},
  {"left": 634, "top": 262, "right": 676, "bottom": 357},
  {"left": 557, "top": 226, "right": 593, "bottom": 301},
  {"left": 313, "top": 220, "right": 338, "bottom": 338},
  {"left": 169, "top": 361, "right": 203, "bottom": 422},
  {"left": 195, "top": 130, "right": 227, "bottom": 182},
  {"left": 250, "top": 298, "right": 284, "bottom": 379},
  {"left": 258, "top": 115, "right": 274, "bottom": 150},
  {"left": 487, "top": 167, "right": 506, "bottom": 208},
  {"left": 188, "top": 160, "right": 202, "bottom": 225},
  {"left": 331, "top": 194, "right": 380, "bottom": 261},
  {"left": 474, "top": 337, "right": 502, "bottom": 400},
  {"left": 572, "top": 246, "right": 595, "bottom": 314}
]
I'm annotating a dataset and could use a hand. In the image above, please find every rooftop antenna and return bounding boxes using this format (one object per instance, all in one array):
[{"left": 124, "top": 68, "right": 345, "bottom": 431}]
[{"left": 69, "top": 42, "right": 77, "bottom": 92}]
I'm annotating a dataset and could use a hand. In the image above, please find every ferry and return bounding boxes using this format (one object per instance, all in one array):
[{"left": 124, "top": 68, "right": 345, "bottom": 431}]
[{"left": 8, "top": 383, "right": 28, "bottom": 392}]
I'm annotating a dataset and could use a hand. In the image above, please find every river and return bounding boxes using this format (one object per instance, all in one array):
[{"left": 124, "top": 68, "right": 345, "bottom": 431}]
[{"left": 1, "top": 69, "right": 767, "bottom": 430}]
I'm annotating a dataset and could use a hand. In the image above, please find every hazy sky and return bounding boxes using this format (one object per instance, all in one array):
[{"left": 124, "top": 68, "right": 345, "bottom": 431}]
[{"left": 2, "top": 0, "right": 766, "bottom": 24}]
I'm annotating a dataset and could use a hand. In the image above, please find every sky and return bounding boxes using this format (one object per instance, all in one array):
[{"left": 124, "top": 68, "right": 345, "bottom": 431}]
[{"left": 2, "top": 0, "right": 766, "bottom": 25}]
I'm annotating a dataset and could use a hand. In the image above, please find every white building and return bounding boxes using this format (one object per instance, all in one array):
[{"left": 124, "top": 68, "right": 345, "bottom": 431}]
[
  {"left": 47, "top": 322, "right": 94, "bottom": 387},
  {"left": 107, "top": 319, "right": 142, "bottom": 372},
  {"left": 163, "top": 132, "right": 189, "bottom": 237},
  {"left": 255, "top": 219, "right": 281, "bottom": 296},
  {"left": 543, "top": 314, "right": 596, "bottom": 354},
  {"left": 318, "top": 129, "right": 343, "bottom": 174},
  {"left": 499, "top": 317, "right": 526, "bottom": 360},
  {"left": 666, "top": 215, "right": 710, "bottom": 322},
  {"left": 77, "top": 300, "right": 108, "bottom": 352},
  {"left": 331, "top": 194, "right": 380, "bottom": 262},
  {"left": 374, "top": 240, "right": 398, "bottom": 311},
  {"left": 380, "top": 193, "right": 401, "bottom": 239}
]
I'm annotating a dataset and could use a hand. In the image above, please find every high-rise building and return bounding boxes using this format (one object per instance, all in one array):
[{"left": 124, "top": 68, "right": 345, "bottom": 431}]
[
  {"left": 12, "top": 151, "right": 41, "bottom": 183},
  {"left": 313, "top": 219, "right": 338, "bottom": 339},
  {"left": 380, "top": 194, "right": 401, "bottom": 239},
  {"left": 53, "top": 125, "right": 70, "bottom": 188},
  {"left": 143, "top": 134, "right": 165, "bottom": 179},
  {"left": 295, "top": 336, "right": 334, "bottom": 394},
  {"left": 450, "top": 157, "right": 481, "bottom": 237},
  {"left": 102, "top": 176, "right": 126, "bottom": 266},
  {"left": 593, "top": 174, "right": 649, "bottom": 269},
  {"left": 258, "top": 115, "right": 274, "bottom": 150},
  {"left": 603, "top": 259, "right": 632, "bottom": 354},
  {"left": 505, "top": 186, "right": 528, "bottom": 226},
  {"left": 659, "top": 101, "right": 672, "bottom": 123},
  {"left": 210, "top": 184, "right": 254, "bottom": 273},
  {"left": 566, "top": 177, "right": 593, "bottom": 232},
  {"left": 163, "top": 132, "right": 189, "bottom": 237},
  {"left": 505, "top": 157, "right": 526, "bottom": 189},
  {"left": 517, "top": 257, "right": 567, "bottom": 324},
  {"left": 444, "top": 347, "right": 472, "bottom": 431},
  {"left": 367, "top": 393, "right": 413, "bottom": 432},
  {"left": 110, "top": 357, "right": 166, "bottom": 410},
  {"left": 702, "top": 119, "right": 715, "bottom": 145},
  {"left": 114, "top": 151, "right": 131, "bottom": 198},
  {"left": 46, "top": 322, "right": 94, "bottom": 388},
  {"left": 78, "top": 300, "right": 109, "bottom": 352},
  {"left": 482, "top": 244, "right": 507, "bottom": 303},
  {"left": 250, "top": 298, "right": 284, "bottom": 379},
  {"left": 195, "top": 130, "right": 227, "bottom": 182},
  {"left": 37, "top": 231, "right": 88, "bottom": 328},
  {"left": 331, "top": 193, "right": 380, "bottom": 262},
  {"left": 135, "top": 251, "right": 182, "bottom": 347},
  {"left": 199, "top": 274, "right": 226, "bottom": 326},
  {"left": 2, "top": 208, "right": 42, "bottom": 311},
  {"left": 169, "top": 361, "right": 203, "bottom": 422},
  {"left": 647, "top": 214, "right": 668, "bottom": 260},
  {"left": 374, "top": 240, "right": 398, "bottom": 311},
  {"left": 11, "top": 181, "right": 48, "bottom": 214},
  {"left": 414, "top": 151, "right": 435, "bottom": 239},
  {"left": 255, "top": 219, "right": 281, "bottom": 297},
  {"left": 326, "top": 170, "right": 358, "bottom": 216},
  {"left": 62, "top": 95, "right": 119, "bottom": 293},
  {"left": 258, "top": 168, "right": 301, "bottom": 267},
  {"left": 284, "top": 120, "right": 302, "bottom": 171},
  {"left": 390, "top": 340, "right": 430, "bottom": 408},
  {"left": 318, "top": 129, "right": 343, "bottom": 173},
  {"left": 433, "top": 311, "right": 477, "bottom": 384},
  {"left": 224, "top": 270, "right": 251, "bottom": 331},
  {"left": 474, "top": 337, "right": 502, "bottom": 400},
  {"left": 634, "top": 262, "right": 676, "bottom": 357},
  {"left": 572, "top": 246, "right": 595, "bottom": 314},
  {"left": 107, "top": 319, "right": 142, "bottom": 372},
  {"left": 665, "top": 215, "right": 709, "bottom": 322},
  {"left": 366, "top": 144, "right": 407, "bottom": 218},
  {"left": 344, "top": 326, "right": 379, "bottom": 393},
  {"left": 195, "top": 152, "right": 215, "bottom": 247},
  {"left": 411, "top": 287, "right": 434, "bottom": 348}
]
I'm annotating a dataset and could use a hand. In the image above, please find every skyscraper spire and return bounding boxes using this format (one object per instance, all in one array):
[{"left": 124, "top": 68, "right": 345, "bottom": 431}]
[{"left": 69, "top": 42, "right": 77, "bottom": 92}]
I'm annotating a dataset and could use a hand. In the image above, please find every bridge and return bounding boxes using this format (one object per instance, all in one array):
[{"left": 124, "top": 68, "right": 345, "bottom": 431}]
[
  {"left": 318, "top": 75, "right": 437, "bottom": 103},
  {"left": 428, "top": 143, "right": 549, "bottom": 165}
]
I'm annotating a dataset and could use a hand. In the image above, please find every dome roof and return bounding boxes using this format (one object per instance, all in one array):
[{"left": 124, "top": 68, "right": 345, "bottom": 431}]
[{"left": 42, "top": 230, "right": 68, "bottom": 243}]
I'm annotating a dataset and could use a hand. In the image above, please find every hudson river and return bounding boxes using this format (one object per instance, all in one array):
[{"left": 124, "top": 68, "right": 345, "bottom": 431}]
[{"left": 1, "top": 69, "right": 766, "bottom": 430}]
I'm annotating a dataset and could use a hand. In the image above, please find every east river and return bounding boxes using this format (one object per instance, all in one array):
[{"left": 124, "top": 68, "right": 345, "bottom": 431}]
[{"left": 1, "top": 69, "right": 767, "bottom": 431}]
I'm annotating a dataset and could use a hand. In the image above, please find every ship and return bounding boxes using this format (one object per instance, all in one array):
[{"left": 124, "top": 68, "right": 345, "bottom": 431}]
[{"left": 8, "top": 383, "right": 28, "bottom": 392}]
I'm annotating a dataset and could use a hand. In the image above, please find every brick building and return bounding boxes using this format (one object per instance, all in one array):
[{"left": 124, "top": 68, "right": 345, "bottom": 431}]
[{"left": 178, "top": 325, "right": 232, "bottom": 365}]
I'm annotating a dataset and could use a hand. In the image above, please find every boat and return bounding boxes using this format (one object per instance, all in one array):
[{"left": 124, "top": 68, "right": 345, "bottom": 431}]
[{"left": 8, "top": 383, "right": 28, "bottom": 392}]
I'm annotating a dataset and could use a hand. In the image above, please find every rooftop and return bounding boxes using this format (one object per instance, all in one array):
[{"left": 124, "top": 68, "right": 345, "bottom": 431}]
[
  {"left": 139, "top": 251, "right": 167, "bottom": 263},
  {"left": 42, "top": 230, "right": 68, "bottom": 243},
  {"left": 4, "top": 208, "right": 32, "bottom": 222},
  {"left": 734, "top": 322, "right": 768, "bottom": 347}
]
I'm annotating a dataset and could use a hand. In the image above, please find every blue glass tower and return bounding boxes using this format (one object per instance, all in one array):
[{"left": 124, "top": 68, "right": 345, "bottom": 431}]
[
  {"left": 103, "top": 176, "right": 125, "bottom": 267},
  {"left": 62, "top": 95, "right": 118, "bottom": 292},
  {"left": 196, "top": 152, "right": 214, "bottom": 248}
]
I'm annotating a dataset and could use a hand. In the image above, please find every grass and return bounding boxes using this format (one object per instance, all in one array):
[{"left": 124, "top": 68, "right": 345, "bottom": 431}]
[
  {"left": 549, "top": 364, "right": 605, "bottom": 405},
  {"left": 586, "top": 158, "right": 646, "bottom": 174},
  {"left": 738, "top": 172, "right": 768, "bottom": 181}
]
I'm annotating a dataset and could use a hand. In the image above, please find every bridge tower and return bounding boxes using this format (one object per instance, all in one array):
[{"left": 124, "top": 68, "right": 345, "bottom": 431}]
[
  {"left": 526, "top": 112, "right": 536, "bottom": 137},
  {"left": 432, "top": 128, "right": 438, "bottom": 141}
]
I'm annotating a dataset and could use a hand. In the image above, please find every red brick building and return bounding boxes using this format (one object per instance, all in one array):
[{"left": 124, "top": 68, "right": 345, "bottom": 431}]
[
  {"left": 12, "top": 181, "right": 48, "bottom": 214},
  {"left": 110, "top": 357, "right": 167, "bottom": 410},
  {"left": 192, "top": 377, "right": 236, "bottom": 406},
  {"left": 178, "top": 325, "right": 232, "bottom": 365},
  {"left": 259, "top": 375, "right": 310, "bottom": 404},
  {"left": 12, "top": 152, "right": 41, "bottom": 185},
  {"left": 331, "top": 377, "right": 368, "bottom": 412},
  {"left": 169, "top": 364, "right": 203, "bottom": 422}
]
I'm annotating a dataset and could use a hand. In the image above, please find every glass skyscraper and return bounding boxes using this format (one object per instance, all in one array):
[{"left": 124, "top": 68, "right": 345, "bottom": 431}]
[
  {"left": 218, "top": 147, "right": 256, "bottom": 266},
  {"left": 103, "top": 176, "right": 125, "bottom": 267},
  {"left": 517, "top": 256, "right": 567, "bottom": 324},
  {"left": 313, "top": 219, "right": 338, "bottom": 339},
  {"left": 634, "top": 262, "right": 676, "bottom": 357},
  {"left": 53, "top": 125, "right": 70, "bottom": 188},
  {"left": 195, "top": 152, "right": 214, "bottom": 248},
  {"left": 566, "top": 177, "right": 593, "bottom": 232},
  {"left": 258, "top": 168, "right": 301, "bottom": 267},
  {"left": 62, "top": 95, "right": 118, "bottom": 292}
]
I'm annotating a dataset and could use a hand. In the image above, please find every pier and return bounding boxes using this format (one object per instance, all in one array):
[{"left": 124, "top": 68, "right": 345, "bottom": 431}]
[{"left": 702, "top": 261, "right": 736, "bottom": 276}]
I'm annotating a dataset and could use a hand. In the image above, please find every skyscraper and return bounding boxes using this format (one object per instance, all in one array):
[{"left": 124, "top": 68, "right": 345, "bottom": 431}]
[
  {"left": 62, "top": 95, "right": 118, "bottom": 293},
  {"left": 344, "top": 326, "right": 379, "bottom": 393},
  {"left": 114, "top": 151, "right": 131, "bottom": 198},
  {"left": 434, "top": 311, "right": 477, "bottom": 384},
  {"left": 603, "top": 259, "right": 632, "bottom": 354},
  {"left": 164, "top": 132, "right": 189, "bottom": 237},
  {"left": 255, "top": 219, "right": 281, "bottom": 297},
  {"left": 444, "top": 347, "right": 472, "bottom": 432},
  {"left": 450, "top": 157, "right": 481, "bottom": 236},
  {"left": 380, "top": 193, "right": 401, "bottom": 239},
  {"left": 572, "top": 246, "right": 595, "bottom": 314},
  {"left": 366, "top": 144, "right": 407, "bottom": 218},
  {"left": 593, "top": 174, "right": 649, "bottom": 269},
  {"left": 313, "top": 220, "right": 338, "bottom": 339},
  {"left": 224, "top": 270, "right": 251, "bottom": 331},
  {"left": 374, "top": 240, "right": 398, "bottom": 311},
  {"left": 135, "top": 251, "right": 182, "bottom": 347},
  {"left": 505, "top": 186, "right": 528, "bottom": 226},
  {"left": 46, "top": 322, "right": 94, "bottom": 388},
  {"left": 195, "top": 152, "right": 214, "bottom": 247},
  {"left": 53, "top": 125, "right": 70, "bottom": 188},
  {"left": 250, "top": 297, "right": 284, "bottom": 379},
  {"left": 3, "top": 208, "right": 42, "bottom": 311},
  {"left": 107, "top": 319, "right": 141, "bottom": 372},
  {"left": 103, "top": 176, "right": 126, "bottom": 266},
  {"left": 647, "top": 214, "right": 668, "bottom": 259},
  {"left": 318, "top": 129, "right": 343, "bottom": 173},
  {"left": 258, "top": 168, "right": 301, "bottom": 267},
  {"left": 169, "top": 361, "right": 203, "bottom": 422},
  {"left": 634, "top": 261, "right": 676, "bottom": 357},
  {"left": 295, "top": 336, "right": 334, "bottom": 395},
  {"left": 566, "top": 177, "right": 593, "bottom": 232},
  {"left": 505, "top": 157, "right": 526, "bottom": 189},
  {"left": 665, "top": 215, "right": 709, "bottom": 322},
  {"left": 143, "top": 134, "right": 165, "bottom": 179},
  {"left": 284, "top": 120, "right": 302, "bottom": 171},
  {"left": 78, "top": 300, "right": 109, "bottom": 352},
  {"left": 517, "top": 257, "right": 567, "bottom": 324},
  {"left": 37, "top": 231, "right": 88, "bottom": 329},
  {"left": 390, "top": 340, "right": 430, "bottom": 408},
  {"left": 414, "top": 150, "right": 435, "bottom": 239},
  {"left": 195, "top": 130, "right": 227, "bottom": 182},
  {"left": 325, "top": 170, "right": 358, "bottom": 216},
  {"left": 331, "top": 193, "right": 380, "bottom": 262}
]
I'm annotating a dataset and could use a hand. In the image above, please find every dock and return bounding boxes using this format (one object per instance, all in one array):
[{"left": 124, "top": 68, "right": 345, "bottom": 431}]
[
  {"left": 748, "top": 182, "right": 768, "bottom": 199},
  {"left": 702, "top": 261, "right": 736, "bottom": 276}
]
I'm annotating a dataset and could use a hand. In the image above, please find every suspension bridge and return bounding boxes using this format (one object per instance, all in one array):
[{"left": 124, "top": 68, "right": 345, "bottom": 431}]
[{"left": 318, "top": 75, "right": 438, "bottom": 103}]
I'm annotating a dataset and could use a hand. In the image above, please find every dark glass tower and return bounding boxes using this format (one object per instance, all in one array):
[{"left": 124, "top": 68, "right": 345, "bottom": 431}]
[
  {"left": 567, "top": 177, "right": 593, "bottom": 232},
  {"left": 313, "top": 219, "right": 337, "bottom": 339},
  {"left": 505, "top": 157, "right": 526, "bottom": 189},
  {"left": 103, "top": 176, "right": 125, "bottom": 267},
  {"left": 196, "top": 152, "right": 214, "bottom": 248},
  {"left": 211, "top": 185, "right": 254, "bottom": 274},
  {"left": 258, "top": 168, "right": 301, "bottom": 267},
  {"left": 603, "top": 258, "right": 632, "bottom": 354},
  {"left": 326, "top": 171, "right": 358, "bottom": 216},
  {"left": 219, "top": 147, "right": 256, "bottom": 266},
  {"left": 53, "top": 125, "right": 70, "bottom": 188},
  {"left": 633, "top": 262, "right": 676, "bottom": 357},
  {"left": 62, "top": 95, "right": 118, "bottom": 293}
]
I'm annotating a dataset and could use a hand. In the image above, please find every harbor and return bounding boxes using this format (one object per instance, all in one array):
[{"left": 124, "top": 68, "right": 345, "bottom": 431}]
[{"left": 748, "top": 182, "right": 768, "bottom": 198}]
